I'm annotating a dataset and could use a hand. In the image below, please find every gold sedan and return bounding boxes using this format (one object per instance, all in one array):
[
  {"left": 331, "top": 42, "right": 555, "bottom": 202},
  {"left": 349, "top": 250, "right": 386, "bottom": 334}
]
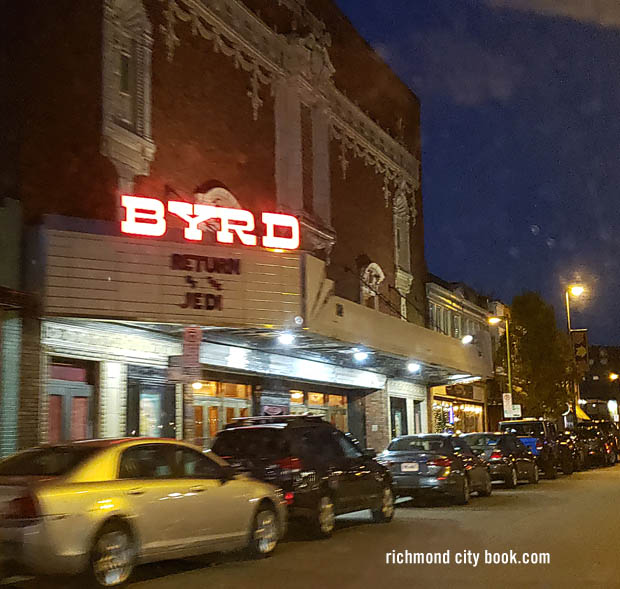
[{"left": 0, "top": 438, "right": 287, "bottom": 587}]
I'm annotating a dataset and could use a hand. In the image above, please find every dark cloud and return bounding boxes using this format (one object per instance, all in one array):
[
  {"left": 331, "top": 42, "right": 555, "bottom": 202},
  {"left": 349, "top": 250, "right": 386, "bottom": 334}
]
[
  {"left": 484, "top": 0, "right": 620, "bottom": 28},
  {"left": 406, "top": 30, "right": 525, "bottom": 105}
]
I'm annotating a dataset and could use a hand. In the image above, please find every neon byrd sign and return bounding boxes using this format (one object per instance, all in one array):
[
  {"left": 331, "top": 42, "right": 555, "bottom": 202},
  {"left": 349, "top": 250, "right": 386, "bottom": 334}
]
[{"left": 120, "top": 195, "right": 300, "bottom": 250}]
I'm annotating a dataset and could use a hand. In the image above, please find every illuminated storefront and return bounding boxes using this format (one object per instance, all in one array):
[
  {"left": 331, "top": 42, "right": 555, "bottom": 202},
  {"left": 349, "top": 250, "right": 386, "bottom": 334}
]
[{"left": 430, "top": 382, "right": 487, "bottom": 434}]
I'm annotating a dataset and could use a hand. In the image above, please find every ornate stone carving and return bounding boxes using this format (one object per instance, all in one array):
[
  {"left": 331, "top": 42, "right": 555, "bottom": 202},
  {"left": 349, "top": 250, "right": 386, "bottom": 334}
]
[
  {"left": 156, "top": 0, "right": 420, "bottom": 214},
  {"left": 159, "top": 0, "right": 281, "bottom": 120}
]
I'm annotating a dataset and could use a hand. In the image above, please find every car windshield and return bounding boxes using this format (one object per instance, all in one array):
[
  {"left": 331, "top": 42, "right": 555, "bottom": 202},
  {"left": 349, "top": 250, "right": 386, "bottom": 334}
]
[
  {"left": 501, "top": 422, "right": 544, "bottom": 437},
  {"left": 212, "top": 428, "right": 290, "bottom": 459},
  {"left": 387, "top": 437, "right": 446, "bottom": 452},
  {"left": 462, "top": 434, "right": 500, "bottom": 447},
  {"left": 0, "top": 446, "right": 100, "bottom": 476}
]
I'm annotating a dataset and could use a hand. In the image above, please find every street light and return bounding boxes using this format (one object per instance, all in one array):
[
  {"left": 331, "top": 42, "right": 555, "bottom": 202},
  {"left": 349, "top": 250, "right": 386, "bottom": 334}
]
[
  {"left": 565, "top": 284, "right": 585, "bottom": 332},
  {"left": 565, "top": 284, "right": 586, "bottom": 426},
  {"left": 610, "top": 373, "right": 619, "bottom": 382},
  {"left": 488, "top": 315, "right": 513, "bottom": 404}
]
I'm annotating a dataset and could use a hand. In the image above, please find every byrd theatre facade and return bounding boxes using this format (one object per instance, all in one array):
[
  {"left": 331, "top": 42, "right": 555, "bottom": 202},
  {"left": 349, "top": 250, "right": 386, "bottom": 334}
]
[{"left": 21, "top": 209, "right": 492, "bottom": 451}]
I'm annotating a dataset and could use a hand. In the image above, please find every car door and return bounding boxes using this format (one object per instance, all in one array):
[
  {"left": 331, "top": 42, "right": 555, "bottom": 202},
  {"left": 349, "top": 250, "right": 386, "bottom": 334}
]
[
  {"left": 170, "top": 445, "right": 251, "bottom": 552},
  {"left": 513, "top": 437, "right": 532, "bottom": 478},
  {"left": 309, "top": 427, "right": 354, "bottom": 513},
  {"left": 117, "top": 443, "right": 188, "bottom": 557},
  {"left": 451, "top": 438, "right": 484, "bottom": 488},
  {"left": 334, "top": 431, "right": 378, "bottom": 510}
]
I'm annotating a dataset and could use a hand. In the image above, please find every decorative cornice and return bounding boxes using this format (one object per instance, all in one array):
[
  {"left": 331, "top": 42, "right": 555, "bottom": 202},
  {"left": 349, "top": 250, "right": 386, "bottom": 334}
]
[{"left": 158, "top": 0, "right": 420, "bottom": 214}]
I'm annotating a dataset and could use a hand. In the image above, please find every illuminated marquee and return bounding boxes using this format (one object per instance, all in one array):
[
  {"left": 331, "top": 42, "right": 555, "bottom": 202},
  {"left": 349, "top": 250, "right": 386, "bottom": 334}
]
[{"left": 120, "top": 195, "right": 300, "bottom": 250}]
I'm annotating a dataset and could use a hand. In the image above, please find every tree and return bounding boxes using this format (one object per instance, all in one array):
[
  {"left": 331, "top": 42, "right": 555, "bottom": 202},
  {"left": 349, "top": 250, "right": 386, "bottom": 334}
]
[{"left": 500, "top": 292, "right": 573, "bottom": 419}]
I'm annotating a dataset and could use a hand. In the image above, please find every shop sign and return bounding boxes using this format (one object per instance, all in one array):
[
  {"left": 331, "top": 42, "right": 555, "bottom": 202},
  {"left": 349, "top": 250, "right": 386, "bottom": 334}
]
[
  {"left": 445, "top": 383, "right": 474, "bottom": 399},
  {"left": 502, "top": 392, "right": 513, "bottom": 418},
  {"left": 121, "top": 195, "right": 300, "bottom": 250}
]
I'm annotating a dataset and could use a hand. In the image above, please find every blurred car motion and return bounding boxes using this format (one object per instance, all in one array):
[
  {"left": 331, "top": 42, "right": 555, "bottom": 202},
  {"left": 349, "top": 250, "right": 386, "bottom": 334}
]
[
  {"left": 0, "top": 438, "right": 287, "bottom": 587},
  {"left": 461, "top": 432, "right": 539, "bottom": 487},
  {"left": 377, "top": 434, "right": 492, "bottom": 505},
  {"left": 212, "top": 415, "right": 394, "bottom": 538}
]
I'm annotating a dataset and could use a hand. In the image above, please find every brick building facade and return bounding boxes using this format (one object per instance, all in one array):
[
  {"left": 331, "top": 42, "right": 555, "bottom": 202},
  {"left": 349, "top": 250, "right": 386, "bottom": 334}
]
[{"left": 2, "top": 0, "right": 491, "bottom": 454}]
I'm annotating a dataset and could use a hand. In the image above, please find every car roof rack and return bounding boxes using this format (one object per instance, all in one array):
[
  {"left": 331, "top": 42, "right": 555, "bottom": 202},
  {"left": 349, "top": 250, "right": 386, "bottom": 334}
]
[{"left": 224, "top": 414, "right": 326, "bottom": 428}]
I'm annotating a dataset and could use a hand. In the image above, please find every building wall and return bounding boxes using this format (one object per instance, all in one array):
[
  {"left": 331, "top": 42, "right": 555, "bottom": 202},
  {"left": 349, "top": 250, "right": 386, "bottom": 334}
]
[
  {"left": 0, "top": 313, "right": 22, "bottom": 456},
  {"left": 5, "top": 0, "right": 427, "bottom": 448}
]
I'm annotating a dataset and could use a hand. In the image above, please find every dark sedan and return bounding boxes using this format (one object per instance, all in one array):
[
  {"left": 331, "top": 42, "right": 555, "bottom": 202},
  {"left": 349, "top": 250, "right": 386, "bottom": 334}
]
[
  {"left": 377, "top": 434, "right": 492, "bottom": 505},
  {"left": 461, "top": 432, "right": 539, "bottom": 488}
]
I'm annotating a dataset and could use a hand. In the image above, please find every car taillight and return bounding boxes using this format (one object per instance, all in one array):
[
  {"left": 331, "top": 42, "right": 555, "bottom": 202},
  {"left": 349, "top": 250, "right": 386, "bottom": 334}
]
[
  {"left": 536, "top": 440, "right": 543, "bottom": 451},
  {"left": 490, "top": 450, "right": 503, "bottom": 460},
  {"left": 276, "top": 456, "right": 303, "bottom": 473},
  {"left": 6, "top": 494, "right": 40, "bottom": 520},
  {"left": 284, "top": 491, "right": 295, "bottom": 506},
  {"left": 428, "top": 457, "right": 452, "bottom": 468}
]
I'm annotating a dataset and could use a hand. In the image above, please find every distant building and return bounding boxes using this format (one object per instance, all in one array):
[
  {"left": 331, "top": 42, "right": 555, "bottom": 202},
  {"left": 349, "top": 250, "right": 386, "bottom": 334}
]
[{"left": 425, "top": 275, "right": 494, "bottom": 433}]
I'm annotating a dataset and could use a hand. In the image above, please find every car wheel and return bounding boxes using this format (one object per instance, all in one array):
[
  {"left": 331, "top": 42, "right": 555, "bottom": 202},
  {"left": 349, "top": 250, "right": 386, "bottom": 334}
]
[
  {"left": 311, "top": 495, "right": 336, "bottom": 539},
  {"left": 544, "top": 461, "right": 557, "bottom": 479},
  {"left": 454, "top": 475, "right": 470, "bottom": 505},
  {"left": 504, "top": 466, "right": 518, "bottom": 489},
  {"left": 246, "top": 505, "right": 279, "bottom": 559},
  {"left": 610, "top": 450, "right": 617, "bottom": 465},
  {"left": 562, "top": 456, "right": 574, "bottom": 475},
  {"left": 478, "top": 472, "right": 493, "bottom": 497},
  {"left": 372, "top": 486, "right": 395, "bottom": 523},
  {"left": 529, "top": 463, "right": 539, "bottom": 484},
  {"left": 88, "top": 521, "right": 136, "bottom": 588}
]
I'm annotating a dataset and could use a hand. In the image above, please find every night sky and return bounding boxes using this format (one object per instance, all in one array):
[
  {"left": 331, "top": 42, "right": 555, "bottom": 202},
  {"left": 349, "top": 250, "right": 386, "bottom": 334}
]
[{"left": 335, "top": 0, "right": 620, "bottom": 345}]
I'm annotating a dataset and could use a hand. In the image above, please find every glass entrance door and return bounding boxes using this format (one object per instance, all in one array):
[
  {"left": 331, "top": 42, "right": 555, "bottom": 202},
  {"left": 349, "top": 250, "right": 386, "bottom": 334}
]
[
  {"left": 192, "top": 381, "right": 252, "bottom": 448},
  {"left": 390, "top": 396, "right": 408, "bottom": 439}
]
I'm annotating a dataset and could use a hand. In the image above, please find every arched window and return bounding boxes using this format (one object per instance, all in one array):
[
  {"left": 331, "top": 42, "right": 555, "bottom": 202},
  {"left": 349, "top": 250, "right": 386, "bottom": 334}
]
[{"left": 360, "top": 263, "right": 385, "bottom": 311}]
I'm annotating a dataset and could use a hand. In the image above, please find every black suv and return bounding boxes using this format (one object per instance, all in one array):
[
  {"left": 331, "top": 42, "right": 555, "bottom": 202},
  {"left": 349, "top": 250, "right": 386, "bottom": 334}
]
[{"left": 212, "top": 415, "right": 394, "bottom": 538}]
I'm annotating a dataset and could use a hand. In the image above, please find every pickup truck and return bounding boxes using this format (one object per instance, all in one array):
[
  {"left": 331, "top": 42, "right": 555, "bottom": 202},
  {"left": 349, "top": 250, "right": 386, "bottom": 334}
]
[{"left": 499, "top": 418, "right": 573, "bottom": 478}]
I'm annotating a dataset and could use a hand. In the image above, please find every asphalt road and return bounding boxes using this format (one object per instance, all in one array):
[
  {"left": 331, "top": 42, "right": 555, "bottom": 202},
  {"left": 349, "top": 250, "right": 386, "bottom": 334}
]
[{"left": 5, "top": 465, "right": 620, "bottom": 589}]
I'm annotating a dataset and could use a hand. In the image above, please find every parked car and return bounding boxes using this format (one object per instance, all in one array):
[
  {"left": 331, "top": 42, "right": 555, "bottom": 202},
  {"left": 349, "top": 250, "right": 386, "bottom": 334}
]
[
  {"left": 211, "top": 415, "right": 394, "bottom": 539},
  {"left": 376, "top": 434, "right": 492, "bottom": 505},
  {"left": 499, "top": 418, "right": 573, "bottom": 478},
  {"left": 461, "top": 432, "right": 539, "bottom": 487},
  {"left": 0, "top": 438, "right": 287, "bottom": 587},
  {"left": 558, "top": 429, "right": 587, "bottom": 471},
  {"left": 590, "top": 420, "right": 620, "bottom": 459},
  {"left": 575, "top": 423, "right": 617, "bottom": 467}
]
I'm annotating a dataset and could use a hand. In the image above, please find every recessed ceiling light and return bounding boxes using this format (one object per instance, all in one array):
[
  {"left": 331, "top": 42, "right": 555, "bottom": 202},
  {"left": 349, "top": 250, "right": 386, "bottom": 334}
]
[
  {"left": 407, "top": 362, "right": 421, "bottom": 373},
  {"left": 353, "top": 351, "right": 369, "bottom": 362},
  {"left": 461, "top": 335, "right": 474, "bottom": 345},
  {"left": 278, "top": 333, "right": 295, "bottom": 345}
]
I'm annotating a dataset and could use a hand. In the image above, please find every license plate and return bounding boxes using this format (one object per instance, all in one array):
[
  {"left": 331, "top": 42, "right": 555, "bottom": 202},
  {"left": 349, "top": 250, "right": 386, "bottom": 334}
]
[{"left": 401, "top": 462, "right": 419, "bottom": 472}]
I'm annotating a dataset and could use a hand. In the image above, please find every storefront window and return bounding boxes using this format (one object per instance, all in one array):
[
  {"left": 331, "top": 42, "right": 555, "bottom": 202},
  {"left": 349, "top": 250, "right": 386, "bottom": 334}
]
[
  {"left": 290, "top": 390, "right": 305, "bottom": 404},
  {"left": 432, "top": 398, "right": 483, "bottom": 433},
  {"left": 193, "top": 381, "right": 218, "bottom": 397},
  {"left": 328, "top": 394, "right": 346, "bottom": 407},
  {"left": 308, "top": 392, "right": 325, "bottom": 406},
  {"left": 221, "top": 382, "right": 251, "bottom": 398}
]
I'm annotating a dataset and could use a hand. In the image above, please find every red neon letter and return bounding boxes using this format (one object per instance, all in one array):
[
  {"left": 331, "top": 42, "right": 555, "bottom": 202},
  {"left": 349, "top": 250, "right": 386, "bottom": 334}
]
[
  {"left": 121, "top": 195, "right": 166, "bottom": 237},
  {"left": 261, "top": 212, "right": 300, "bottom": 250},
  {"left": 167, "top": 201, "right": 219, "bottom": 241},
  {"left": 216, "top": 209, "right": 258, "bottom": 246}
]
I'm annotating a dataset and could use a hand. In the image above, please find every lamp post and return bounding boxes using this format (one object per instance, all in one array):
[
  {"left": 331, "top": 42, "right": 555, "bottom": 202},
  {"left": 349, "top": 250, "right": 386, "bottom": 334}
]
[
  {"left": 489, "top": 316, "right": 513, "bottom": 414},
  {"left": 565, "top": 285, "right": 585, "bottom": 426}
]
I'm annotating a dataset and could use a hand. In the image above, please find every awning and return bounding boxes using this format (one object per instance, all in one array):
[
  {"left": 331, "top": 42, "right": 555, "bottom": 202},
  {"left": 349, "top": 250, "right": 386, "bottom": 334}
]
[{"left": 576, "top": 405, "right": 591, "bottom": 420}]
